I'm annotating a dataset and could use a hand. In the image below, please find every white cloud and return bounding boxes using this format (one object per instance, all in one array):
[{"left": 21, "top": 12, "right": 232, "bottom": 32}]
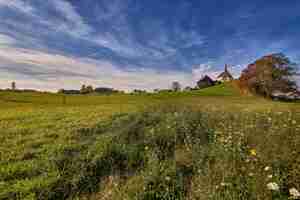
[
  {"left": 0, "top": 34, "right": 16, "bottom": 45},
  {"left": 49, "top": 0, "right": 92, "bottom": 38},
  {"left": 0, "top": 0, "right": 34, "bottom": 14},
  {"left": 192, "top": 62, "right": 244, "bottom": 82},
  {"left": 0, "top": 47, "right": 192, "bottom": 91},
  {"left": 192, "top": 63, "right": 222, "bottom": 81}
]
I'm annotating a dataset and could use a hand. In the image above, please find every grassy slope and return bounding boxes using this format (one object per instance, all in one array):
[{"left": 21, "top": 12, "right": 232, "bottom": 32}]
[{"left": 0, "top": 84, "right": 299, "bottom": 199}]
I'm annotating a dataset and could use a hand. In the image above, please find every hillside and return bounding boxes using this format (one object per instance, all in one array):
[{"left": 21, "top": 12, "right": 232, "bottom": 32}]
[{"left": 0, "top": 84, "right": 300, "bottom": 200}]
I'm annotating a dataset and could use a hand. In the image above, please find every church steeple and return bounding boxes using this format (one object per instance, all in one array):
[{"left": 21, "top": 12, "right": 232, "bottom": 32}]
[
  {"left": 217, "top": 64, "right": 234, "bottom": 82},
  {"left": 225, "top": 64, "right": 228, "bottom": 72}
]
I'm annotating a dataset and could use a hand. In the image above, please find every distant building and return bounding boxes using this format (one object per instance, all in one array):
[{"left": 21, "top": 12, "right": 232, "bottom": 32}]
[
  {"left": 58, "top": 89, "right": 81, "bottom": 94},
  {"left": 197, "top": 75, "right": 215, "bottom": 89},
  {"left": 217, "top": 64, "right": 234, "bottom": 82}
]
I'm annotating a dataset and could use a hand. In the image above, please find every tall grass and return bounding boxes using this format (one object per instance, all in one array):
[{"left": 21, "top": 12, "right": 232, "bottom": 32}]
[{"left": 2, "top": 104, "right": 299, "bottom": 199}]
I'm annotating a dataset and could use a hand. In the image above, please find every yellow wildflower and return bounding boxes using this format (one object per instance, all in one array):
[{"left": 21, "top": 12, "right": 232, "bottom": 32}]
[{"left": 250, "top": 149, "right": 257, "bottom": 156}]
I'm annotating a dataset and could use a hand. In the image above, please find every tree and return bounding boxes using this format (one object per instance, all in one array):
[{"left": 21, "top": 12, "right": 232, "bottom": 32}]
[
  {"left": 239, "top": 53, "right": 298, "bottom": 97},
  {"left": 57, "top": 89, "right": 64, "bottom": 94},
  {"left": 80, "top": 84, "right": 94, "bottom": 94},
  {"left": 80, "top": 84, "right": 86, "bottom": 94},
  {"left": 172, "top": 81, "right": 181, "bottom": 92},
  {"left": 11, "top": 81, "right": 16, "bottom": 91},
  {"left": 86, "top": 85, "right": 94, "bottom": 93}
]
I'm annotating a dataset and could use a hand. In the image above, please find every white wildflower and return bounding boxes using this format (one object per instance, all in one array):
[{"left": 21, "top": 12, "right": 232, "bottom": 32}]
[
  {"left": 220, "top": 182, "right": 230, "bottom": 187},
  {"left": 267, "top": 174, "right": 273, "bottom": 179},
  {"left": 267, "top": 182, "right": 279, "bottom": 191},
  {"left": 264, "top": 166, "right": 271, "bottom": 171},
  {"left": 268, "top": 117, "right": 272, "bottom": 122},
  {"left": 289, "top": 188, "right": 300, "bottom": 199}
]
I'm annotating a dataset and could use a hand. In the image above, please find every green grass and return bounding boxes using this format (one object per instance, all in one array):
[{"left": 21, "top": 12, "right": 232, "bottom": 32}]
[{"left": 0, "top": 84, "right": 299, "bottom": 200}]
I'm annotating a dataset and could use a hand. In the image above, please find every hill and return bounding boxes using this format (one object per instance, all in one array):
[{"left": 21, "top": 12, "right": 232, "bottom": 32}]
[{"left": 0, "top": 84, "right": 300, "bottom": 200}]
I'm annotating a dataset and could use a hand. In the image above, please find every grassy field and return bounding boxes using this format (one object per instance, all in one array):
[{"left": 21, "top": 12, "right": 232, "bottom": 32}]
[{"left": 0, "top": 83, "right": 299, "bottom": 200}]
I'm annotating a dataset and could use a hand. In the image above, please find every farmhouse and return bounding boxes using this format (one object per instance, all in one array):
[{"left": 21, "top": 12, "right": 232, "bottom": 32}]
[
  {"left": 197, "top": 75, "right": 215, "bottom": 89},
  {"left": 217, "top": 64, "right": 234, "bottom": 82}
]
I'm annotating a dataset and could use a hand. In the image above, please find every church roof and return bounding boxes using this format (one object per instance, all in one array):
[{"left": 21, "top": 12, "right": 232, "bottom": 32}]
[
  {"left": 199, "top": 75, "right": 214, "bottom": 83},
  {"left": 217, "top": 64, "right": 234, "bottom": 79}
]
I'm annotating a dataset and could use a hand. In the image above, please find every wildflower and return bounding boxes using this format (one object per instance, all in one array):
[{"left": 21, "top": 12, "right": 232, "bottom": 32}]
[
  {"left": 220, "top": 182, "right": 230, "bottom": 187},
  {"left": 264, "top": 166, "right": 271, "bottom": 171},
  {"left": 267, "top": 174, "right": 273, "bottom": 179},
  {"left": 149, "top": 128, "right": 155, "bottom": 134},
  {"left": 289, "top": 188, "right": 300, "bottom": 199},
  {"left": 250, "top": 149, "right": 257, "bottom": 156},
  {"left": 165, "top": 176, "right": 171, "bottom": 181},
  {"left": 249, "top": 172, "right": 254, "bottom": 177},
  {"left": 145, "top": 146, "right": 149, "bottom": 150},
  {"left": 267, "top": 182, "right": 279, "bottom": 191},
  {"left": 292, "top": 120, "right": 297, "bottom": 125},
  {"left": 268, "top": 117, "right": 272, "bottom": 122}
]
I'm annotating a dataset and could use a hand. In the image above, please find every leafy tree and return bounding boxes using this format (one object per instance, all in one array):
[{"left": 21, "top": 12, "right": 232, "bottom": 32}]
[
  {"left": 172, "top": 81, "right": 181, "bottom": 92},
  {"left": 80, "top": 84, "right": 87, "bottom": 94},
  {"left": 80, "top": 84, "right": 94, "bottom": 94},
  {"left": 58, "top": 89, "right": 64, "bottom": 94},
  {"left": 86, "top": 85, "right": 94, "bottom": 93},
  {"left": 239, "top": 53, "right": 298, "bottom": 97}
]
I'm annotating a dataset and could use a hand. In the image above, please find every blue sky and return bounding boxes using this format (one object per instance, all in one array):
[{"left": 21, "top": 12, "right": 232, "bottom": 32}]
[{"left": 0, "top": 0, "right": 299, "bottom": 91}]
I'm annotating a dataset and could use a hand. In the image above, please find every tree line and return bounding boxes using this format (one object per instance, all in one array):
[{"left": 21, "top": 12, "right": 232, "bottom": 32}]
[
  {"left": 4, "top": 53, "right": 299, "bottom": 99},
  {"left": 58, "top": 85, "right": 124, "bottom": 95}
]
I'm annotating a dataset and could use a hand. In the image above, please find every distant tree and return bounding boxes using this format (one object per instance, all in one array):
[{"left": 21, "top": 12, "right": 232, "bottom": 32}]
[
  {"left": 86, "top": 85, "right": 94, "bottom": 93},
  {"left": 80, "top": 84, "right": 87, "bottom": 94},
  {"left": 80, "top": 84, "right": 94, "bottom": 94},
  {"left": 154, "top": 89, "right": 160, "bottom": 93},
  {"left": 184, "top": 86, "right": 192, "bottom": 91},
  {"left": 57, "top": 89, "right": 64, "bottom": 94},
  {"left": 11, "top": 81, "right": 16, "bottom": 91},
  {"left": 94, "top": 87, "right": 114, "bottom": 94},
  {"left": 60, "top": 90, "right": 81, "bottom": 95},
  {"left": 132, "top": 89, "right": 147, "bottom": 94},
  {"left": 172, "top": 81, "right": 181, "bottom": 92},
  {"left": 239, "top": 53, "right": 298, "bottom": 97}
]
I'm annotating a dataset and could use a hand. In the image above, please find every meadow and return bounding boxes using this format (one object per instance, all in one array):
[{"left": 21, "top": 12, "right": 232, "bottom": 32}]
[{"left": 0, "top": 83, "right": 299, "bottom": 200}]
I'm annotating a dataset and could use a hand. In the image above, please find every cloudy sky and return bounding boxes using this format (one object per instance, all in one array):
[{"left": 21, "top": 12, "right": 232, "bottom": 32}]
[{"left": 0, "top": 0, "right": 299, "bottom": 91}]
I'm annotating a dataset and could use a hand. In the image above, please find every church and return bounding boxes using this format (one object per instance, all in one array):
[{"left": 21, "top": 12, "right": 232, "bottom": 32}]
[{"left": 217, "top": 64, "right": 234, "bottom": 82}]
